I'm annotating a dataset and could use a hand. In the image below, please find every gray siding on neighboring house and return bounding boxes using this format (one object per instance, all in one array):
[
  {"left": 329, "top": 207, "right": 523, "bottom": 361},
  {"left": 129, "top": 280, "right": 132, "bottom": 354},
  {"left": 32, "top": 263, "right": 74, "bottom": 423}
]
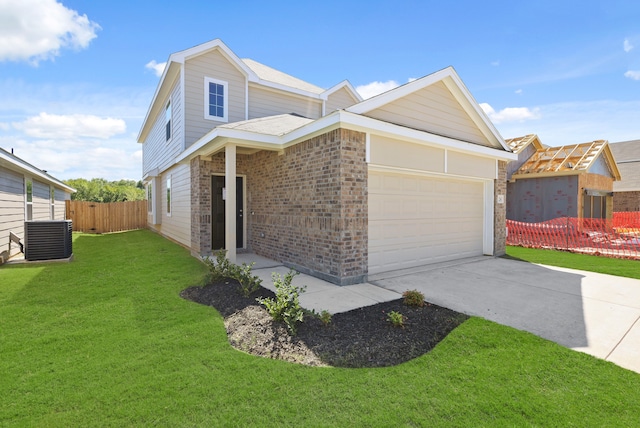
[
  {"left": 32, "top": 180, "right": 51, "bottom": 221},
  {"left": 363, "top": 81, "right": 489, "bottom": 146},
  {"left": 0, "top": 167, "right": 25, "bottom": 257},
  {"left": 325, "top": 87, "right": 357, "bottom": 114},
  {"left": 142, "top": 77, "right": 184, "bottom": 177},
  {"left": 53, "top": 189, "right": 69, "bottom": 221},
  {"left": 184, "top": 49, "right": 247, "bottom": 147},
  {"left": 507, "top": 175, "right": 579, "bottom": 222},
  {"left": 248, "top": 86, "right": 322, "bottom": 120}
]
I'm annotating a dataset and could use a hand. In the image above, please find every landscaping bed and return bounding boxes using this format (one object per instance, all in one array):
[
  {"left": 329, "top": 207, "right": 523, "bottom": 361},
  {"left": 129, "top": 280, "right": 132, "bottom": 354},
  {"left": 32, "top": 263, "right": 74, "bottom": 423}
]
[{"left": 180, "top": 280, "right": 468, "bottom": 368}]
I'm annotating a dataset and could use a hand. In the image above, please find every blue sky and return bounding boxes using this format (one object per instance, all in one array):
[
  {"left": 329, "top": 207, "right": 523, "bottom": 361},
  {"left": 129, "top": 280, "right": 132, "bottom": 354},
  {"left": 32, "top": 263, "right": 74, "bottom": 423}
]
[{"left": 1, "top": 0, "right": 639, "bottom": 181}]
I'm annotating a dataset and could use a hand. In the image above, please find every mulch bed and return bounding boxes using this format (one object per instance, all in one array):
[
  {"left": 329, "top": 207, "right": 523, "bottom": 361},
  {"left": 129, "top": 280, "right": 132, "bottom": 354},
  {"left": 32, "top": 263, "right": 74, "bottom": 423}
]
[{"left": 180, "top": 280, "right": 469, "bottom": 368}]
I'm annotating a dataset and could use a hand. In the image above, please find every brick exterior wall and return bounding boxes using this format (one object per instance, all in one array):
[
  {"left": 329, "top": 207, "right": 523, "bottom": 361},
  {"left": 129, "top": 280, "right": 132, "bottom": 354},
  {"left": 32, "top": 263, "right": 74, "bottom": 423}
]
[
  {"left": 614, "top": 191, "right": 640, "bottom": 212},
  {"left": 190, "top": 128, "right": 368, "bottom": 285},
  {"left": 494, "top": 160, "right": 507, "bottom": 256}
]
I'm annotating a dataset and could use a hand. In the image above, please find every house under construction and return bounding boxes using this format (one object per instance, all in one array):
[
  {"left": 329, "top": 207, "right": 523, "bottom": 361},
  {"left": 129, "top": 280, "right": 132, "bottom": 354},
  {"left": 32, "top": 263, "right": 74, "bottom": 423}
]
[{"left": 505, "top": 134, "right": 621, "bottom": 223}]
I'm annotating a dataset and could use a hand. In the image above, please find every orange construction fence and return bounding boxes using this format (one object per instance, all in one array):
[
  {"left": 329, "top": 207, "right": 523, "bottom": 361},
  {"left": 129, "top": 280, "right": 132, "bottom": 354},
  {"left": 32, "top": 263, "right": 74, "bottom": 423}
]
[{"left": 506, "top": 212, "right": 640, "bottom": 260}]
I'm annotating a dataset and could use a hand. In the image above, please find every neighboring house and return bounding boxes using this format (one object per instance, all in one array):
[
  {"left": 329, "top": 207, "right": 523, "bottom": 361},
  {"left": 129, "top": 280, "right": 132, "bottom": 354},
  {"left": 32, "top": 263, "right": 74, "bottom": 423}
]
[
  {"left": 609, "top": 139, "right": 640, "bottom": 212},
  {"left": 0, "top": 148, "right": 75, "bottom": 262},
  {"left": 137, "top": 39, "right": 516, "bottom": 285},
  {"left": 505, "top": 134, "right": 621, "bottom": 223}
]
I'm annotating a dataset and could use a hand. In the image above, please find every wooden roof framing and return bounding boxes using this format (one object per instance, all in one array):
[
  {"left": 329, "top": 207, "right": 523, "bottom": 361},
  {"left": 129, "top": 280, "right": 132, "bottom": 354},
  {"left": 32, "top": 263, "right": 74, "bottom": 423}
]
[
  {"left": 511, "top": 140, "right": 621, "bottom": 180},
  {"left": 504, "top": 134, "right": 544, "bottom": 154}
]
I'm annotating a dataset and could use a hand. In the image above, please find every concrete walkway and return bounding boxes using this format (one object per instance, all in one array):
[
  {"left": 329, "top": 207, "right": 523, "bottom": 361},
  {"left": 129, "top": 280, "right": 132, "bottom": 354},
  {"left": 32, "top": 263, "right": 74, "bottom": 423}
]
[{"left": 237, "top": 253, "right": 640, "bottom": 374}]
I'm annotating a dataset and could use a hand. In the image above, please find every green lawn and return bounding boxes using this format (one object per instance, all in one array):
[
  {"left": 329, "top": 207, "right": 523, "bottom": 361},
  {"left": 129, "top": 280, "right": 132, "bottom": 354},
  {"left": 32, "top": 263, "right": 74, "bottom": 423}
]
[
  {"left": 506, "top": 245, "right": 640, "bottom": 279},
  {"left": 1, "top": 230, "right": 639, "bottom": 426}
]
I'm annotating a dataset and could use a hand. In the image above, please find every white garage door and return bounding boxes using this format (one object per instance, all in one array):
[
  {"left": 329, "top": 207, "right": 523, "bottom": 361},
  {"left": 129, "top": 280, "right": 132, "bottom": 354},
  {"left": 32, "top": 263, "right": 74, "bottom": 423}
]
[{"left": 369, "top": 170, "right": 485, "bottom": 275}]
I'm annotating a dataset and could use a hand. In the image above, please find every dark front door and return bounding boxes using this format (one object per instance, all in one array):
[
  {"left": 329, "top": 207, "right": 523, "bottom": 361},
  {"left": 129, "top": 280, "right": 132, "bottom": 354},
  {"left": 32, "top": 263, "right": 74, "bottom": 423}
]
[{"left": 212, "top": 176, "right": 244, "bottom": 250}]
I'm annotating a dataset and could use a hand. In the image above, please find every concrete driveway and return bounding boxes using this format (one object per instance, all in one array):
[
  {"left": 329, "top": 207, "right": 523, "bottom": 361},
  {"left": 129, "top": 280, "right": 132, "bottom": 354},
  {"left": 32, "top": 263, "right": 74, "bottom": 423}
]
[{"left": 370, "top": 257, "right": 640, "bottom": 374}]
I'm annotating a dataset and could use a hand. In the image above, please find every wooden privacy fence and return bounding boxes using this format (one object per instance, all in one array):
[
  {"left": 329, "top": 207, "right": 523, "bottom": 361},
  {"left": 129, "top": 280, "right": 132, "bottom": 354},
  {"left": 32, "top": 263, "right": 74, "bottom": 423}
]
[{"left": 66, "top": 200, "right": 147, "bottom": 234}]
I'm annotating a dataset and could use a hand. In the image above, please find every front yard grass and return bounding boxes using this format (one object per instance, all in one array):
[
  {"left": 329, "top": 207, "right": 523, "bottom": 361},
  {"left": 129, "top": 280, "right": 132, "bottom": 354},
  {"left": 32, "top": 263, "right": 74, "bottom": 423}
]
[
  {"left": 1, "top": 230, "right": 639, "bottom": 426},
  {"left": 506, "top": 245, "right": 640, "bottom": 279}
]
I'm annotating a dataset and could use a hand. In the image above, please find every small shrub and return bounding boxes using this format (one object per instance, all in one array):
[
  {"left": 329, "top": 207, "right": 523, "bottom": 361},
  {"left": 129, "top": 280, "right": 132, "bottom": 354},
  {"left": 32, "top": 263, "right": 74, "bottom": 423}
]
[
  {"left": 257, "top": 270, "right": 306, "bottom": 335},
  {"left": 203, "top": 250, "right": 233, "bottom": 284},
  {"left": 233, "top": 262, "right": 262, "bottom": 297},
  {"left": 387, "top": 310, "right": 406, "bottom": 328},
  {"left": 318, "top": 310, "right": 332, "bottom": 326},
  {"left": 402, "top": 289, "right": 425, "bottom": 307}
]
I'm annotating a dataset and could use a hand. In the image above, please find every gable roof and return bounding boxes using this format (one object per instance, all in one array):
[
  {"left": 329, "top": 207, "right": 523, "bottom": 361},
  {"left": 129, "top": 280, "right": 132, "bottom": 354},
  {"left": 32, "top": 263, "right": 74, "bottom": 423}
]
[
  {"left": 138, "top": 39, "right": 360, "bottom": 143},
  {"left": 0, "top": 148, "right": 75, "bottom": 193},
  {"left": 504, "top": 134, "right": 544, "bottom": 154},
  {"left": 512, "top": 140, "right": 621, "bottom": 180},
  {"left": 346, "top": 67, "right": 509, "bottom": 152},
  {"left": 610, "top": 139, "right": 640, "bottom": 191}
]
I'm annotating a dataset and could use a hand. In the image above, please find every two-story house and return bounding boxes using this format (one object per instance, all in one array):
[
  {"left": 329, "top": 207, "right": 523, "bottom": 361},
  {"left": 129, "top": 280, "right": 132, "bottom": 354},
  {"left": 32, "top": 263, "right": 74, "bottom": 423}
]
[{"left": 137, "top": 39, "right": 516, "bottom": 285}]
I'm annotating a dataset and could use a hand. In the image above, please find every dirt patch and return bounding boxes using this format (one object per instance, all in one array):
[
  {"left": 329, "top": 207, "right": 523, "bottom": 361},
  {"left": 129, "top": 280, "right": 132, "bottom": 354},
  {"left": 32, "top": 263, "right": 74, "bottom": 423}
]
[{"left": 180, "top": 280, "right": 468, "bottom": 368}]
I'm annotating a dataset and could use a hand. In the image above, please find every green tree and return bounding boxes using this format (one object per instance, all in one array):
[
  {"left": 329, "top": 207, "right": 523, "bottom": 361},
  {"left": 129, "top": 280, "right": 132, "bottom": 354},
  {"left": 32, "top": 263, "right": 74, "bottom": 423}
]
[{"left": 64, "top": 178, "right": 146, "bottom": 202}]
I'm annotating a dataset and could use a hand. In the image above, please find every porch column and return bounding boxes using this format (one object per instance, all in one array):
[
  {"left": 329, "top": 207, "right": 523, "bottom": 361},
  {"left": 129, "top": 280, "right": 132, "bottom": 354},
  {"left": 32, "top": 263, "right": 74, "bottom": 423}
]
[{"left": 225, "top": 144, "right": 237, "bottom": 263}]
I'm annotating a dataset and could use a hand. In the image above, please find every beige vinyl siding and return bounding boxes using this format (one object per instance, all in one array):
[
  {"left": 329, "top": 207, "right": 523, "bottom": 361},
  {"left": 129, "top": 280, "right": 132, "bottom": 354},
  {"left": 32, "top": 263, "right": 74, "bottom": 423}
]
[
  {"left": 0, "top": 167, "right": 25, "bottom": 256},
  {"left": 184, "top": 49, "right": 246, "bottom": 147},
  {"left": 369, "top": 135, "right": 445, "bottom": 173},
  {"left": 248, "top": 85, "right": 322, "bottom": 120},
  {"left": 32, "top": 180, "right": 50, "bottom": 220},
  {"left": 364, "top": 81, "right": 489, "bottom": 146},
  {"left": 447, "top": 151, "right": 495, "bottom": 179},
  {"left": 325, "top": 87, "right": 358, "bottom": 114},
  {"left": 142, "top": 77, "right": 184, "bottom": 177},
  {"left": 156, "top": 164, "right": 191, "bottom": 247}
]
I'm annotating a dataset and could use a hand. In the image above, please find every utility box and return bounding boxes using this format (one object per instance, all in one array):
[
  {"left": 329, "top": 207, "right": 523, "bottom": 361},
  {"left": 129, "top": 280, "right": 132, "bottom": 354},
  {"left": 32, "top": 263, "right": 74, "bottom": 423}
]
[{"left": 24, "top": 220, "right": 73, "bottom": 261}]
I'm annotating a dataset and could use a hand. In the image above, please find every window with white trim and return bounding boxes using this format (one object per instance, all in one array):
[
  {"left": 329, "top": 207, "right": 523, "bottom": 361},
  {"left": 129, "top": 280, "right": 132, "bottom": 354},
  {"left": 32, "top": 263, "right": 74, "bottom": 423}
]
[
  {"left": 204, "top": 77, "right": 228, "bottom": 122},
  {"left": 147, "top": 182, "right": 153, "bottom": 213},
  {"left": 25, "top": 178, "right": 33, "bottom": 220},
  {"left": 165, "top": 100, "right": 172, "bottom": 141},
  {"left": 166, "top": 176, "right": 172, "bottom": 216},
  {"left": 50, "top": 186, "right": 55, "bottom": 219}
]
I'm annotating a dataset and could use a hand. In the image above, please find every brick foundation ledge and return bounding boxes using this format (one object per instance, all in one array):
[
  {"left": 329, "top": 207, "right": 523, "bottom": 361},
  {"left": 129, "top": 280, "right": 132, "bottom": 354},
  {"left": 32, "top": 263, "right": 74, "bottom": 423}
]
[{"left": 283, "top": 261, "right": 367, "bottom": 286}]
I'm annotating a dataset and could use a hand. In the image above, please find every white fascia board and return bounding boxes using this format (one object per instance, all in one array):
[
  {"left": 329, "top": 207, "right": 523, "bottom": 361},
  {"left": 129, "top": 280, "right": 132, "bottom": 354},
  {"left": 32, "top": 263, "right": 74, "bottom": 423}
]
[
  {"left": 174, "top": 128, "right": 281, "bottom": 165},
  {"left": 0, "top": 151, "right": 76, "bottom": 193},
  {"left": 346, "top": 67, "right": 456, "bottom": 114},
  {"left": 333, "top": 111, "right": 518, "bottom": 162},
  {"left": 321, "top": 80, "right": 363, "bottom": 102}
]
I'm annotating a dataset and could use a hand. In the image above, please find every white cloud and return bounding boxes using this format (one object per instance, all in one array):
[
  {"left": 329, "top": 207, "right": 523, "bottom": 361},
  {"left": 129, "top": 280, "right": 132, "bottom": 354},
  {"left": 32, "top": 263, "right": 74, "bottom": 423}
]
[
  {"left": 356, "top": 80, "right": 400, "bottom": 99},
  {"left": 624, "top": 38, "right": 634, "bottom": 53},
  {"left": 480, "top": 103, "right": 541, "bottom": 124},
  {"left": 624, "top": 70, "right": 640, "bottom": 80},
  {"left": 145, "top": 60, "right": 167, "bottom": 77},
  {"left": 515, "top": 89, "right": 523, "bottom": 95},
  {"left": 0, "top": 0, "right": 100, "bottom": 64},
  {"left": 492, "top": 100, "right": 640, "bottom": 145},
  {"left": 491, "top": 60, "right": 500, "bottom": 67},
  {"left": 12, "top": 113, "right": 126, "bottom": 139}
]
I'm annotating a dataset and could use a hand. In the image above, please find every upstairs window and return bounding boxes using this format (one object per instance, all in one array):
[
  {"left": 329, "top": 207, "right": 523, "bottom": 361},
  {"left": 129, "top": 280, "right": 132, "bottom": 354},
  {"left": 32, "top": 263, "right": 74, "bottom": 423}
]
[
  {"left": 165, "top": 100, "right": 172, "bottom": 141},
  {"left": 204, "top": 77, "right": 228, "bottom": 122}
]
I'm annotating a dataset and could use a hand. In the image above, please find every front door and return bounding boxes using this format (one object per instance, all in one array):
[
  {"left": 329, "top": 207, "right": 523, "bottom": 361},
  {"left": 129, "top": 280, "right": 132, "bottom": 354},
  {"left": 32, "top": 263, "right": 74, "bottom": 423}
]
[{"left": 212, "top": 176, "right": 244, "bottom": 250}]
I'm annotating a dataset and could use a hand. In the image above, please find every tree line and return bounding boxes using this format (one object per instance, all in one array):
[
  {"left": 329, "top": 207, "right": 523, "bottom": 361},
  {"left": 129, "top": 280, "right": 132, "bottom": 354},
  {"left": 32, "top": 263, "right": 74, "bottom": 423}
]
[{"left": 64, "top": 178, "right": 146, "bottom": 202}]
